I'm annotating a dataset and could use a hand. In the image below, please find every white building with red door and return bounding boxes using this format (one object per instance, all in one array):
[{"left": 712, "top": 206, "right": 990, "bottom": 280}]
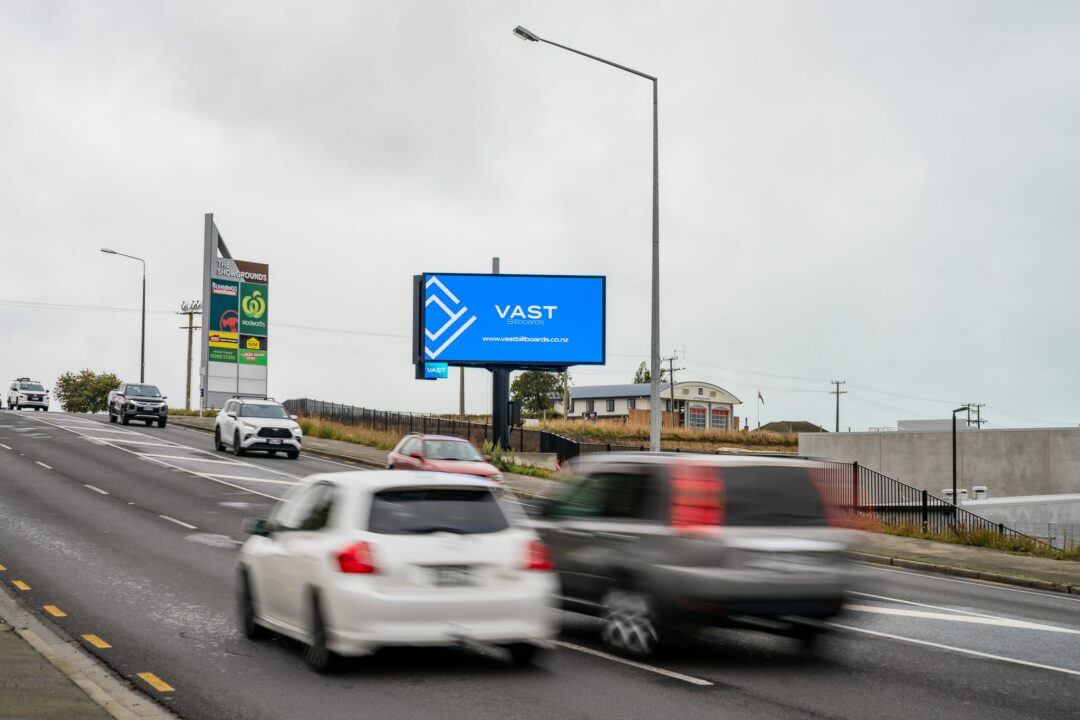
[{"left": 552, "top": 381, "right": 741, "bottom": 430}]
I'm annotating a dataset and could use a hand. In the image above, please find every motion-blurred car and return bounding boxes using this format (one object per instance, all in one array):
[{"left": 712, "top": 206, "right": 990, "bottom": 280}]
[
  {"left": 214, "top": 397, "right": 302, "bottom": 459},
  {"left": 7, "top": 378, "right": 51, "bottom": 411},
  {"left": 387, "top": 433, "right": 503, "bottom": 482},
  {"left": 237, "top": 471, "right": 556, "bottom": 671},
  {"left": 535, "top": 454, "right": 856, "bottom": 657}
]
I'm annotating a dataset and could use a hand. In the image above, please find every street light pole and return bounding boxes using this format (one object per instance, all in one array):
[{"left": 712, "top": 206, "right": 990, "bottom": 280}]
[
  {"left": 952, "top": 405, "right": 971, "bottom": 512},
  {"left": 513, "top": 25, "right": 662, "bottom": 451},
  {"left": 101, "top": 249, "right": 147, "bottom": 382}
]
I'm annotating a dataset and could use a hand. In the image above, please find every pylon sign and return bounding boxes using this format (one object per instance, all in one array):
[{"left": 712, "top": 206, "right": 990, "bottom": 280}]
[{"left": 199, "top": 214, "right": 270, "bottom": 409}]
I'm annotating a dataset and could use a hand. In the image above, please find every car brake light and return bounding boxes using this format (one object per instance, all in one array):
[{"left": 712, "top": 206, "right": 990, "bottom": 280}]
[
  {"left": 671, "top": 461, "right": 724, "bottom": 532},
  {"left": 337, "top": 542, "right": 377, "bottom": 574},
  {"left": 525, "top": 540, "right": 554, "bottom": 571}
]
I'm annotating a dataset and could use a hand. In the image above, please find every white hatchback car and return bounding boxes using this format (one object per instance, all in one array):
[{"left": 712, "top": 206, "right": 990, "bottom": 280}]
[{"left": 237, "top": 471, "right": 557, "bottom": 672}]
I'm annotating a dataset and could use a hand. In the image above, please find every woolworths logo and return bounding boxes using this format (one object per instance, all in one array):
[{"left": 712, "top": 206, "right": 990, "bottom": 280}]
[{"left": 242, "top": 290, "right": 267, "bottom": 319}]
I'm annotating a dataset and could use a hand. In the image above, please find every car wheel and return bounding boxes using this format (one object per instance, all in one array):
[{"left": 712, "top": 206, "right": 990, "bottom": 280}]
[
  {"left": 600, "top": 589, "right": 659, "bottom": 658},
  {"left": 214, "top": 428, "right": 225, "bottom": 452},
  {"left": 233, "top": 431, "right": 245, "bottom": 456},
  {"left": 238, "top": 570, "right": 269, "bottom": 641},
  {"left": 158, "top": 418, "right": 167, "bottom": 428},
  {"left": 121, "top": 413, "right": 130, "bottom": 425},
  {"left": 304, "top": 593, "right": 335, "bottom": 673},
  {"left": 792, "top": 625, "right": 823, "bottom": 653},
  {"left": 108, "top": 408, "right": 117, "bottom": 423},
  {"left": 504, "top": 642, "right": 544, "bottom": 666},
  {"left": 287, "top": 451, "right": 299, "bottom": 460},
  {"left": 144, "top": 419, "right": 152, "bottom": 426}
]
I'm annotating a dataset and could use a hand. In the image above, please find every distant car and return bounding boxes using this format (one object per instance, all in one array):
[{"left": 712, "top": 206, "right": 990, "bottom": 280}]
[
  {"left": 215, "top": 397, "right": 302, "bottom": 459},
  {"left": 107, "top": 383, "right": 168, "bottom": 427},
  {"left": 535, "top": 454, "right": 858, "bottom": 657},
  {"left": 7, "top": 378, "right": 51, "bottom": 411},
  {"left": 387, "top": 434, "right": 503, "bottom": 482},
  {"left": 237, "top": 471, "right": 556, "bottom": 671}
]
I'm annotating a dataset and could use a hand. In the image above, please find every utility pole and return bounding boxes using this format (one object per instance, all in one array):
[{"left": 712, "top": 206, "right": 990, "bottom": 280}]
[
  {"left": 177, "top": 300, "right": 203, "bottom": 411},
  {"left": 971, "top": 403, "right": 986, "bottom": 429},
  {"left": 662, "top": 352, "right": 685, "bottom": 429},
  {"left": 459, "top": 367, "right": 465, "bottom": 419},
  {"left": 830, "top": 380, "right": 847, "bottom": 433}
]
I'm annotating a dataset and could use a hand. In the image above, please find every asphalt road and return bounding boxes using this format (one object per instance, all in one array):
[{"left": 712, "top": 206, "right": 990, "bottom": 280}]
[{"left": 1, "top": 410, "right": 1078, "bottom": 720}]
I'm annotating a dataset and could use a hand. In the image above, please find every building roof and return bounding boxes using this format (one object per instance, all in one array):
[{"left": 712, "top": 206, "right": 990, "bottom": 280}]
[{"left": 567, "top": 381, "right": 741, "bottom": 404}]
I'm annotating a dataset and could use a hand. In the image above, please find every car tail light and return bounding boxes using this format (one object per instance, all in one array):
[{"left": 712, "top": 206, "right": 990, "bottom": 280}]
[
  {"left": 670, "top": 461, "right": 724, "bottom": 532},
  {"left": 525, "top": 540, "right": 554, "bottom": 571},
  {"left": 337, "top": 542, "right": 377, "bottom": 574}
]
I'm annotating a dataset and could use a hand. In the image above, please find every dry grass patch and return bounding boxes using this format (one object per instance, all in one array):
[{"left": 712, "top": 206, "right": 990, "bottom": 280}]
[
  {"left": 297, "top": 417, "right": 401, "bottom": 451},
  {"left": 537, "top": 419, "right": 798, "bottom": 452}
]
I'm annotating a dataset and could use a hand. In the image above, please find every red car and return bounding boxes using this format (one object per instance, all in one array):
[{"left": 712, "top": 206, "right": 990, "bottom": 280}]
[{"left": 387, "top": 433, "right": 503, "bottom": 482}]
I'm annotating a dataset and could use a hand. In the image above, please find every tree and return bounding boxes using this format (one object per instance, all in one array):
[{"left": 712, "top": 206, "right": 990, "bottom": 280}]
[
  {"left": 510, "top": 371, "right": 564, "bottom": 416},
  {"left": 632, "top": 361, "right": 668, "bottom": 384},
  {"left": 54, "top": 370, "right": 121, "bottom": 413}
]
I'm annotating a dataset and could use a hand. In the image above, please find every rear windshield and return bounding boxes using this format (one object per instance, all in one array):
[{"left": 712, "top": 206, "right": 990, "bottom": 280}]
[
  {"left": 671, "top": 464, "right": 828, "bottom": 528},
  {"left": 368, "top": 488, "right": 509, "bottom": 535}
]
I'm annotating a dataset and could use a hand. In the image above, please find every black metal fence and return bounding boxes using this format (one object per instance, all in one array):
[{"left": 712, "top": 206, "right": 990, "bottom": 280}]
[{"left": 284, "top": 398, "right": 1050, "bottom": 549}]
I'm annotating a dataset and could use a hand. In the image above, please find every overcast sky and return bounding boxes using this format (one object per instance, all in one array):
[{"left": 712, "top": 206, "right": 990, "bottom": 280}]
[{"left": 2, "top": 1, "right": 1078, "bottom": 430}]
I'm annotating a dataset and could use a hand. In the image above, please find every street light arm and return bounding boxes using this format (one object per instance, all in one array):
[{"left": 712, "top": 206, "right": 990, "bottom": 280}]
[
  {"left": 535, "top": 36, "right": 656, "bottom": 81},
  {"left": 101, "top": 248, "right": 146, "bottom": 270}
]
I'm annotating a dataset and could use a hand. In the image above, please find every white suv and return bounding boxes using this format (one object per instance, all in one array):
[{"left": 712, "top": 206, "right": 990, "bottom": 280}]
[
  {"left": 8, "top": 379, "right": 51, "bottom": 411},
  {"left": 215, "top": 398, "right": 302, "bottom": 459}
]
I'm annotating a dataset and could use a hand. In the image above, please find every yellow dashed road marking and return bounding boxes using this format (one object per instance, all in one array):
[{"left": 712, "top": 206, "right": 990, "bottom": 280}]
[
  {"left": 43, "top": 605, "right": 67, "bottom": 617},
  {"left": 137, "top": 672, "right": 175, "bottom": 692},
  {"left": 82, "top": 634, "right": 112, "bottom": 649},
  {"left": 12, "top": 580, "right": 30, "bottom": 591}
]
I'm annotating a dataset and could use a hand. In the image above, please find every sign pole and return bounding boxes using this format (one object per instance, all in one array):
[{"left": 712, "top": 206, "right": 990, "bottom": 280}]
[{"left": 490, "top": 257, "right": 511, "bottom": 450}]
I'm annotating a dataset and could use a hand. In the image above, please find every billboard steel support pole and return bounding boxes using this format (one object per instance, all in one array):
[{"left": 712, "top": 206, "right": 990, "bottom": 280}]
[{"left": 490, "top": 256, "right": 511, "bottom": 450}]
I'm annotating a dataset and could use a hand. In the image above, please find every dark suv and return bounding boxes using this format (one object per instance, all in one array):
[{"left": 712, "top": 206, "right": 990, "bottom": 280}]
[
  {"left": 107, "top": 383, "right": 168, "bottom": 427},
  {"left": 536, "top": 454, "right": 856, "bottom": 657}
]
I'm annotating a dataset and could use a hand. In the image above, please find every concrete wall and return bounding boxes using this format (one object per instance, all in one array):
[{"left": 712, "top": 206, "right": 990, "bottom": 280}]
[{"left": 799, "top": 427, "right": 1080, "bottom": 497}]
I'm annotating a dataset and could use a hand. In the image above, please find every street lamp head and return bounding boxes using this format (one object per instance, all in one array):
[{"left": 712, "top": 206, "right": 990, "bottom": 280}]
[
  {"left": 513, "top": 25, "right": 540, "bottom": 42},
  {"left": 953, "top": 406, "right": 970, "bottom": 414},
  {"left": 100, "top": 248, "right": 116, "bottom": 254}
]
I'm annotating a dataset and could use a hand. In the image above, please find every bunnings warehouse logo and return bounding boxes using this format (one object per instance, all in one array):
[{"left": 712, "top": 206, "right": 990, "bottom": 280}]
[{"left": 242, "top": 290, "right": 266, "bottom": 319}]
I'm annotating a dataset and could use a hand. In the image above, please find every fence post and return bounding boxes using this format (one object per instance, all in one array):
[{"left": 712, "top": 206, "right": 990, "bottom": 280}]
[
  {"left": 852, "top": 461, "right": 860, "bottom": 511},
  {"left": 998, "top": 522, "right": 1005, "bottom": 536},
  {"left": 921, "top": 490, "right": 928, "bottom": 532}
]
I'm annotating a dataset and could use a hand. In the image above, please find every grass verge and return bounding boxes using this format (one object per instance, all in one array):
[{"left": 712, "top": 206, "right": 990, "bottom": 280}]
[
  {"left": 883, "top": 523, "right": 1080, "bottom": 561},
  {"left": 297, "top": 417, "right": 400, "bottom": 451},
  {"left": 536, "top": 419, "right": 798, "bottom": 452}
]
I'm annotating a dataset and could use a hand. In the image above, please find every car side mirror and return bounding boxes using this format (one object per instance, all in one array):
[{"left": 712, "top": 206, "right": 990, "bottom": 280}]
[
  {"left": 290, "top": 415, "right": 298, "bottom": 421},
  {"left": 162, "top": 396, "right": 168, "bottom": 400},
  {"left": 242, "top": 518, "right": 278, "bottom": 536},
  {"left": 227, "top": 412, "right": 237, "bottom": 418},
  {"left": 483, "top": 454, "right": 493, "bottom": 462},
  {"left": 409, "top": 451, "right": 424, "bottom": 460}
]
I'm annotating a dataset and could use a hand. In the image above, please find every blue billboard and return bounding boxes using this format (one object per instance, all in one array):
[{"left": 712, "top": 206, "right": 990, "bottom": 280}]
[{"left": 415, "top": 273, "right": 605, "bottom": 367}]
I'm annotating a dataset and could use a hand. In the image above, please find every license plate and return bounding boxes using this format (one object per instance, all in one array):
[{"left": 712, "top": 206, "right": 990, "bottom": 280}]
[
  {"left": 268, "top": 438, "right": 282, "bottom": 445},
  {"left": 432, "top": 566, "right": 474, "bottom": 587}
]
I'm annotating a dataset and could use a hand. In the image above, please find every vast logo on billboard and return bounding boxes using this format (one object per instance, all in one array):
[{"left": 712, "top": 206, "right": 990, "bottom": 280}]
[{"left": 424, "top": 276, "right": 477, "bottom": 360}]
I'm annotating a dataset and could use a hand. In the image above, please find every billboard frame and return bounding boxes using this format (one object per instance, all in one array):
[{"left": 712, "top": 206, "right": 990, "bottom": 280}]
[{"left": 412, "top": 272, "right": 606, "bottom": 371}]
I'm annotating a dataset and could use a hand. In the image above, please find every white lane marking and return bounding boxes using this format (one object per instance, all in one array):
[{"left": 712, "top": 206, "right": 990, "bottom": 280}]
[
  {"left": 846, "top": 604, "right": 1080, "bottom": 634},
  {"left": 205, "top": 474, "right": 298, "bottom": 485},
  {"left": 0, "top": 444, "right": 10, "bottom": 450},
  {"left": 159, "top": 515, "right": 198, "bottom": 530},
  {"left": 829, "top": 622, "right": 1080, "bottom": 677},
  {"left": 142, "top": 454, "right": 262, "bottom": 466},
  {"left": 849, "top": 591, "right": 1015, "bottom": 620},
  {"left": 855, "top": 561, "right": 1080, "bottom": 604},
  {"left": 84, "top": 484, "right": 110, "bottom": 495},
  {"left": 22, "top": 415, "right": 285, "bottom": 501},
  {"left": 99, "top": 438, "right": 181, "bottom": 447},
  {"left": 36, "top": 461, "right": 52, "bottom": 470},
  {"left": 163, "top": 422, "right": 369, "bottom": 471},
  {"left": 553, "top": 641, "right": 713, "bottom": 686},
  {"left": 78, "top": 428, "right": 144, "bottom": 435}
]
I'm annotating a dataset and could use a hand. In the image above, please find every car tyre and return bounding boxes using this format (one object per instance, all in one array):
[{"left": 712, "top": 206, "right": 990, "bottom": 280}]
[
  {"left": 108, "top": 408, "right": 117, "bottom": 423},
  {"left": 304, "top": 593, "right": 336, "bottom": 673},
  {"left": 505, "top": 642, "right": 544, "bottom": 666},
  {"left": 600, "top": 589, "right": 659, "bottom": 658},
  {"left": 144, "top": 419, "right": 152, "bottom": 426},
  {"left": 238, "top": 570, "right": 269, "bottom": 641},
  {"left": 287, "top": 451, "right": 299, "bottom": 460},
  {"left": 121, "top": 413, "right": 130, "bottom": 425},
  {"left": 233, "top": 431, "right": 245, "bottom": 456},
  {"left": 158, "top": 418, "right": 167, "bottom": 428},
  {"left": 214, "top": 428, "right": 225, "bottom": 452}
]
